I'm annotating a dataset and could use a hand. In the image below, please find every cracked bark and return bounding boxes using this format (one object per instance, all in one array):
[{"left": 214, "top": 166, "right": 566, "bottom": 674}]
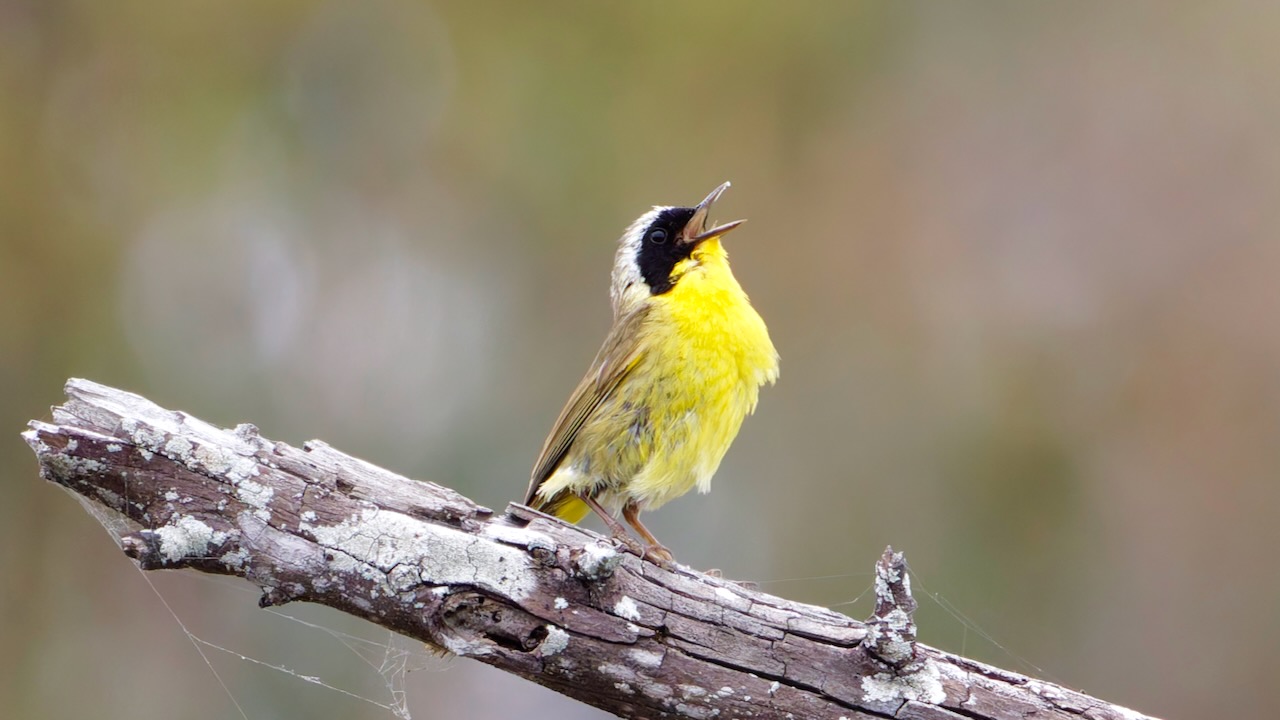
[{"left": 23, "top": 379, "right": 1159, "bottom": 720}]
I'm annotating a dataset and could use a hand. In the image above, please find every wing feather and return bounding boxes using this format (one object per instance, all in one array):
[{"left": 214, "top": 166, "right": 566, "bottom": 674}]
[{"left": 525, "top": 305, "right": 651, "bottom": 505}]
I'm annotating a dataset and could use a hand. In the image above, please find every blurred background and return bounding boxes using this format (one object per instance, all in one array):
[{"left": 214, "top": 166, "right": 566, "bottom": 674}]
[{"left": 3, "top": 1, "right": 1278, "bottom": 718}]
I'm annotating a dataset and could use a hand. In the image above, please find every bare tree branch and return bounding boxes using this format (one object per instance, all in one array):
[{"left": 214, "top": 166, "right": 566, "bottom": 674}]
[{"left": 23, "top": 379, "right": 1157, "bottom": 720}]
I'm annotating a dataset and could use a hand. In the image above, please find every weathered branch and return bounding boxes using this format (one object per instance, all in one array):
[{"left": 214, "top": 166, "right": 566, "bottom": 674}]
[{"left": 23, "top": 379, "right": 1157, "bottom": 720}]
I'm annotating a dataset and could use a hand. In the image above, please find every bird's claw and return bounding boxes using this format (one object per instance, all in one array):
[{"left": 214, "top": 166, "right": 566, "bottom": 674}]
[
  {"left": 608, "top": 533, "right": 674, "bottom": 568},
  {"left": 643, "top": 544, "right": 674, "bottom": 567}
]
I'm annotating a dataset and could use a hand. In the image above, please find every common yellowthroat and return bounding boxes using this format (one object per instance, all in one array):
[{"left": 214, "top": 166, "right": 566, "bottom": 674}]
[{"left": 525, "top": 182, "right": 778, "bottom": 563}]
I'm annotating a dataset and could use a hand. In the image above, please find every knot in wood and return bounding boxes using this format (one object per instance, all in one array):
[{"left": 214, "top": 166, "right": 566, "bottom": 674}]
[
  {"left": 441, "top": 591, "right": 546, "bottom": 655},
  {"left": 865, "top": 546, "right": 919, "bottom": 669},
  {"left": 570, "top": 540, "right": 622, "bottom": 580}
]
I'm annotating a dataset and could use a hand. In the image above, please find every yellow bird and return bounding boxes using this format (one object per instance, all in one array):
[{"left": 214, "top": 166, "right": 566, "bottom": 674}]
[{"left": 525, "top": 182, "right": 778, "bottom": 564}]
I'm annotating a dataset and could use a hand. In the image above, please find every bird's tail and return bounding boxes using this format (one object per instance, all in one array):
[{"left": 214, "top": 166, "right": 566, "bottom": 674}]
[{"left": 533, "top": 492, "right": 591, "bottom": 524}]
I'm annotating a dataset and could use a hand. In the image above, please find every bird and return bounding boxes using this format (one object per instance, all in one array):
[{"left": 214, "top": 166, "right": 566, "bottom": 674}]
[{"left": 525, "top": 181, "right": 778, "bottom": 564}]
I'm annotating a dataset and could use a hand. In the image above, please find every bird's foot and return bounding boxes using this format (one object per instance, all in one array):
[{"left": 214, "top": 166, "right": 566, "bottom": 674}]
[
  {"left": 608, "top": 533, "right": 675, "bottom": 567},
  {"left": 609, "top": 532, "right": 647, "bottom": 558},
  {"left": 642, "top": 543, "right": 674, "bottom": 567}
]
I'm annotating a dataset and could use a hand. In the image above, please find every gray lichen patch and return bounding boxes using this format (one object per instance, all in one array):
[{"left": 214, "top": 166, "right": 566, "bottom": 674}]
[
  {"left": 438, "top": 632, "right": 495, "bottom": 658},
  {"left": 163, "top": 436, "right": 194, "bottom": 461},
  {"left": 232, "top": 423, "right": 260, "bottom": 441},
  {"left": 387, "top": 564, "right": 423, "bottom": 593},
  {"left": 24, "top": 429, "right": 93, "bottom": 481},
  {"left": 98, "top": 488, "right": 124, "bottom": 510},
  {"left": 614, "top": 596, "right": 641, "bottom": 621},
  {"left": 598, "top": 662, "right": 638, "bottom": 684},
  {"left": 537, "top": 625, "right": 570, "bottom": 657},
  {"left": 235, "top": 478, "right": 273, "bottom": 521},
  {"left": 121, "top": 417, "right": 166, "bottom": 455},
  {"left": 864, "top": 607, "right": 915, "bottom": 665},
  {"left": 573, "top": 541, "right": 621, "bottom": 580},
  {"left": 192, "top": 443, "right": 258, "bottom": 482},
  {"left": 303, "top": 508, "right": 537, "bottom": 601},
  {"left": 220, "top": 547, "right": 251, "bottom": 570},
  {"left": 154, "top": 515, "right": 228, "bottom": 562},
  {"left": 860, "top": 659, "right": 944, "bottom": 705},
  {"left": 873, "top": 554, "right": 912, "bottom": 608},
  {"left": 628, "top": 648, "right": 664, "bottom": 669},
  {"left": 678, "top": 684, "right": 707, "bottom": 698},
  {"left": 40, "top": 448, "right": 109, "bottom": 481},
  {"left": 874, "top": 565, "right": 896, "bottom": 604}
]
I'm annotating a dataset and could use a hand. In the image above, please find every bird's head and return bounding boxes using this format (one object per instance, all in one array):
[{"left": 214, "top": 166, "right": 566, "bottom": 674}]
[{"left": 611, "top": 181, "right": 745, "bottom": 312}]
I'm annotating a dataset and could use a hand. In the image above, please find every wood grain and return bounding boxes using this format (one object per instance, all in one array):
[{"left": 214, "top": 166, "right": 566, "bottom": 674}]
[{"left": 23, "top": 379, "right": 1158, "bottom": 720}]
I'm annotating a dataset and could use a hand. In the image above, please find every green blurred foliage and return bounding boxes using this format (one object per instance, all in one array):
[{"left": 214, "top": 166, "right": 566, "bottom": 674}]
[{"left": 4, "top": 2, "right": 1279, "bottom": 718}]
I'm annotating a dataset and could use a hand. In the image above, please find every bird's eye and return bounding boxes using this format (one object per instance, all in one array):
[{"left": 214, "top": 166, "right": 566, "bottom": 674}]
[{"left": 648, "top": 228, "right": 668, "bottom": 245}]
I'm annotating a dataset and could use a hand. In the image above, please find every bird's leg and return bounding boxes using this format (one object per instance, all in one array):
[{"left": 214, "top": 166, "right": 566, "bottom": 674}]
[
  {"left": 580, "top": 495, "right": 645, "bottom": 557},
  {"left": 623, "top": 502, "right": 674, "bottom": 565}
]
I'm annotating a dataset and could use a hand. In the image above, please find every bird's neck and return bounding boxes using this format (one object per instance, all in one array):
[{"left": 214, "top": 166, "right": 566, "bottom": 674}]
[{"left": 673, "top": 238, "right": 740, "bottom": 295}]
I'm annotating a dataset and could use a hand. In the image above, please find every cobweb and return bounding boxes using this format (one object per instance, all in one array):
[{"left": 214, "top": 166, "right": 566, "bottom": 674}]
[
  {"left": 67, "top": 486, "right": 448, "bottom": 720},
  {"left": 67, "top": 474, "right": 1058, "bottom": 718},
  {"left": 750, "top": 563, "right": 1053, "bottom": 682},
  {"left": 905, "top": 566, "right": 1052, "bottom": 681}
]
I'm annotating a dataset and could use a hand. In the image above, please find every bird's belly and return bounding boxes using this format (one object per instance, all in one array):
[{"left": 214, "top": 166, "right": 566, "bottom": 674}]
[{"left": 577, "top": 307, "right": 772, "bottom": 512}]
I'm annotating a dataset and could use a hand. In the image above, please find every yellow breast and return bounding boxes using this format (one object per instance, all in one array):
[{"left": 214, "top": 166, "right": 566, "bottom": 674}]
[{"left": 620, "top": 238, "right": 778, "bottom": 509}]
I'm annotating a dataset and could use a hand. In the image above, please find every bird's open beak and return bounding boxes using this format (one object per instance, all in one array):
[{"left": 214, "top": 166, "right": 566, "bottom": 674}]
[{"left": 684, "top": 181, "right": 746, "bottom": 244}]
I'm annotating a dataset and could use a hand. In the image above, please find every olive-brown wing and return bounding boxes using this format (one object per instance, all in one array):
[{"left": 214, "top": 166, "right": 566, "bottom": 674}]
[{"left": 525, "top": 305, "right": 651, "bottom": 505}]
